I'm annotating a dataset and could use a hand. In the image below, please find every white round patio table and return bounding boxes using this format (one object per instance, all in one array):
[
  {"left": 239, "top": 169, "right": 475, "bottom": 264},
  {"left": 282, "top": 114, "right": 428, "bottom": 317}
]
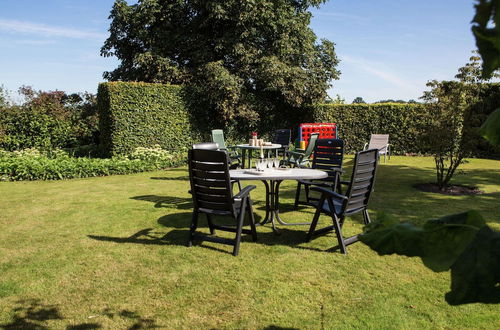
[
  {"left": 230, "top": 168, "right": 328, "bottom": 231},
  {"left": 235, "top": 143, "right": 282, "bottom": 169}
]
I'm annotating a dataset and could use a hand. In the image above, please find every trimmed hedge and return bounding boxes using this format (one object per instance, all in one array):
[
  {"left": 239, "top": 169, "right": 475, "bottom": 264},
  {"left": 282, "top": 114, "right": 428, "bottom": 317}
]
[
  {"left": 98, "top": 82, "right": 200, "bottom": 157},
  {"left": 313, "top": 103, "right": 429, "bottom": 155},
  {"left": 313, "top": 102, "right": 500, "bottom": 157},
  {"left": 97, "top": 81, "right": 500, "bottom": 158}
]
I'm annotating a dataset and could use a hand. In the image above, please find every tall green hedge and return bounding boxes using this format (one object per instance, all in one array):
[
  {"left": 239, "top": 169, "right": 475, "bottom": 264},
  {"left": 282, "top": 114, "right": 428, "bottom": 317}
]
[
  {"left": 97, "top": 82, "right": 200, "bottom": 156},
  {"left": 313, "top": 100, "right": 500, "bottom": 157},
  {"left": 97, "top": 81, "right": 499, "bottom": 158},
  {"left": 313, "top": 103, "right": 429, "bottom": 155}
]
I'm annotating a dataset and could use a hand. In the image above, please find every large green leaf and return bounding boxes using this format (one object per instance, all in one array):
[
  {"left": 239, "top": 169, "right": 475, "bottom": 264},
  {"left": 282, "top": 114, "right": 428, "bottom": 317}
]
[
  {"left": 445, "top": 226, "right": 500, "bottom": 305},
  {"left": 360, "top": 211, "right": 500, "bottom": 305},
  {"left": 472, "top": 0, "right": 500, "bottom": 78},
  {"left": 360, "top": 211, "right": 485, "bottom": 271},
  {"left": 359, "top": 213, "right": 424, "bottom": 257},
  {"left": 480, "top": 108, "right": 500, "bottom": 145},
  {"left": 421, "top": 211, "right": 485, "bottom": 271}
]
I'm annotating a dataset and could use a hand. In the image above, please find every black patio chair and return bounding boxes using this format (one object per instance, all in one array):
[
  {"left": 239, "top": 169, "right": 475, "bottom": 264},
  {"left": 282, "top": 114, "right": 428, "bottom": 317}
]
[
  {"left": 294, "top": 138, "right": 344, "bottom": 209},
  {"left": 187, "top": 148, "right": 257, "bottom": 256},
  {"left": 272, "top": 129, "right": 292, "bottom": 155},
  {"left": 306, "top": 149, "right": 379, "bottom": 254},
  {"left": 193, "top": 142, "right": 242, "bottom": 190}
]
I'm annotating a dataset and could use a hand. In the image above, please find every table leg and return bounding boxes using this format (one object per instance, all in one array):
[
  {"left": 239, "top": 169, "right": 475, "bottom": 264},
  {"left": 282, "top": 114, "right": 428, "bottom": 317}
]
[
  {"left": 273, "top": 180, "right": 312, "bottom": 226},
  {"left": 258, "top": 179, "right": 311, "bottom": 233},
  {"left": 241, "top": 149, "right": 246, "bottom": 169}
]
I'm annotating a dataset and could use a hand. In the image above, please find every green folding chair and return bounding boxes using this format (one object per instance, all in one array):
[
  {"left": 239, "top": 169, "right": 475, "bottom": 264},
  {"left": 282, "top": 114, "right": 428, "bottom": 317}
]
[
  {"left": 211, "top": 129, "right": 241, "bottom": 168},
  {"left": 282, "top": 133, "right": 319, "bottom": 167}
]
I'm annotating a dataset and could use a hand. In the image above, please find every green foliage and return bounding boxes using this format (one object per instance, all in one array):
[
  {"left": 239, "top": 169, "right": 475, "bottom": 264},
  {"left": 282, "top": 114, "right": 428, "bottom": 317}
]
[
  {"left": 360, "top": 211, "right": 500, "bottom": 305},
  {"left": 0, "top": 147, "right": 184, "bottom": 181},
  {"left": 313, "top": 103, "right": 430, "bottom": 154},
  {"left": 101, "top": 0, "right": 340, "bottom": 129},
  {"left": 97, "top": 82, "right": 200, "bottom": 157},
  {"left": 351, "top": 97, "right": 365, "bottom": 104},
  {"left": 472, "top": 0, "right": 500, "bottom": 78},
  {"left": 420, "top": 54, "right": 500, "bottom": 187},
  {"left": 480, "top": 108, "right": 500, "bottom": 145},
  {"left": 0, "top": 87, "right": 98, "bottom": 152}
]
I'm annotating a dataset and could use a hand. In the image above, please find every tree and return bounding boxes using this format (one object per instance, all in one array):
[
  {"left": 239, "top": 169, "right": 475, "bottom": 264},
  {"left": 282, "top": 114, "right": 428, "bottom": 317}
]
[
  {"left": 101, "top": 0, "right": 340, "bottom": 132},
  {"left": 352, "top": 96, "right": 365, "bottom": 104},
  {"left": 420, "top": 53, "right": 499, "bottom": 188}
]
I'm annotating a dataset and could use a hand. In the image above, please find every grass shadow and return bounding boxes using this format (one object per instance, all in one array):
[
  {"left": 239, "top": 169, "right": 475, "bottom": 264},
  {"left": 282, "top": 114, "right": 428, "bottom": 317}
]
[
  {"left": 0, "top": 299, "right": 158, "bottom": 329},
  {"left": 130, "top": 195, "right": 192, "bottom": 209}
]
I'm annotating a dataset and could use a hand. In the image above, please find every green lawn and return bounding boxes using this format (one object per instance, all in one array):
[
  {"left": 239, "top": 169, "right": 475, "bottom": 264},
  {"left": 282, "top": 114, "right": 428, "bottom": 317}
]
[{"left": 0, "top": 156, "right": 499, "bottom": 329}]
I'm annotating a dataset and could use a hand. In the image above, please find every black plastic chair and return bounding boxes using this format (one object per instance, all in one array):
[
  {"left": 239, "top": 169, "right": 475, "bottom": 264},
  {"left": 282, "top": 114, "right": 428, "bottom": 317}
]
[
  {"left": 272, "top": 129, "right": 292, "bottom": 155},
  {"left": 306, "top": 149, "right": 379, "bottom": 254},
  {"left": 193, "top": 142, "right": 242, "bottom": 190},
  {"left": 187, "top": 148, "right": 257, "bottom": 256},
  {"left": 294, "top": 139, "right": 344, "bottom": 209}
]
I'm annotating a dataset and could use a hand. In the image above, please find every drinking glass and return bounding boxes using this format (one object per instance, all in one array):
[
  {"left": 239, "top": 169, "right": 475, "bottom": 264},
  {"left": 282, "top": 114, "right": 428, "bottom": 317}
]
[{"left": 273, "top": 158, "right": 281, "bottom": 168}]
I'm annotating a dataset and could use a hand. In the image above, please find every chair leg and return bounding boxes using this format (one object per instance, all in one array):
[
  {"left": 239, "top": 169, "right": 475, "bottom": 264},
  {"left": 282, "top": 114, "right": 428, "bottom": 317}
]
[
  {"left": 294, "top": 181, "right": 302, "bottom": 210},
  {"left": 188, "top": 211, "right": 199, "bottom": 247},
  {"left": 304, "top": 184, "right": 310, "bottom": 204},
  {"left": 233, "top": 199, "right": 247, "bottom": 256},
  {"left": 206, "top": 214, "right": 215, "bottom": 235},
  {"left": 306, "top": 207, "right": 322, "bottom": 242},
  {"left": 333, "top": 214, "right": 347, "bottom": 254},
  {"left": 363, "top": 209, "right": 371, "bottom": 225},
  {"left": 247, "top": 197, "right": 258, "bottom": 242}
]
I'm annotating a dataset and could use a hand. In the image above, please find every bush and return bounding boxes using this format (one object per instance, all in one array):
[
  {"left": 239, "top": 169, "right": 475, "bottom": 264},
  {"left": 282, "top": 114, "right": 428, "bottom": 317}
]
[
  {"left": 97, "top": 82, "right": 200, "bottom": 157},
  {"left": 0, "top": 88, "right": 99, "bottom": 152},
  {"left": 312, "top": 103, "right": 430, "bottom": 155},
  {"left": 0, "top": 147, "right": 185, "bottom": 181},
  {"left": 311, "top": 99, "right": 500, "bottom": 158}
]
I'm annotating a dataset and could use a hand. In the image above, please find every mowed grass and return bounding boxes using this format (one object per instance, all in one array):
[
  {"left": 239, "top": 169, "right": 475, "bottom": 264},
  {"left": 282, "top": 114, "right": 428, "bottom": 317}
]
[{"left": 0, "top": 156, "right": 499, "bottom": 329}]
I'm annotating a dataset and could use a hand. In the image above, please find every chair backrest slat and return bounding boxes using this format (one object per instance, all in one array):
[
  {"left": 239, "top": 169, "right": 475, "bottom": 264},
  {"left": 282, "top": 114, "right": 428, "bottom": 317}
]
[
  {"left": 273, "top": 129, "right": 291, "bottom": 147},
  {"left": 368, "top": 134, "right": 389, "bottom": 150},
  {"left": 342, "top": 149, "right": 378, "bottom": 215},
  {"left": 188, "top": 149, "right": 234, "bottom": 213},
  {"left": 303, "top": 133, "right": 319, "bottom": 157},
  {"left": 311, "top": 139, "right": 344, "bottom": 184},
  {"left": 211, "top": 129, "right": 227, "bottom": 150}
]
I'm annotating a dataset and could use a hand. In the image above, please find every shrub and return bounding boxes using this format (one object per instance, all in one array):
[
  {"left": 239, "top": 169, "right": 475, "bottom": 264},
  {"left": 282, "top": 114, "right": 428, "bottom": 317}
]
[
  {"left": 312, "top": 103, "right": 430, "bottom": 155},
  {"left": 97, "top": 82, "right": 200, "bottom": 157},
  {"left": 0, "top": 147, "right": 185, "bottom": 181},
  {"left": 0, "top": 88, "right": 99, "bottom": 152}
]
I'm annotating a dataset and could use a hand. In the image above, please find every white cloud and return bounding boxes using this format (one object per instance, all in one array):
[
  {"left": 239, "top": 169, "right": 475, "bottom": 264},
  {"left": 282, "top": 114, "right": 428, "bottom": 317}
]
[{"left": 0, "top": 18, "right": 106, "bottom": 40}]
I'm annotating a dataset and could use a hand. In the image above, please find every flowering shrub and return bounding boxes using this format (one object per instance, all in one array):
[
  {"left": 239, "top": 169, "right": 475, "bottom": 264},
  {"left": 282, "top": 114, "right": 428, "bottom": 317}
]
[
  {"left": 128, "top": 145, "right": 174, "bottom": 162},
  {"left": 0, "top": 147, "right": 185, "bottom": 181}
]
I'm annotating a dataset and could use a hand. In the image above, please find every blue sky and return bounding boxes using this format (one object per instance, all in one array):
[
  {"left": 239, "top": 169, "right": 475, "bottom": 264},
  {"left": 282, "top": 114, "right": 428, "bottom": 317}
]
[{"left": 0, "top": 0, "right": 477, "bottom": 103}]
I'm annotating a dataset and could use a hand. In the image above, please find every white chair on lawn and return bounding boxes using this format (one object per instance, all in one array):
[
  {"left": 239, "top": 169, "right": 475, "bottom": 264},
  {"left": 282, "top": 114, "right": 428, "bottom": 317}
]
[{"left": 364, "top": 134, "right": 390, "bottom": 162}]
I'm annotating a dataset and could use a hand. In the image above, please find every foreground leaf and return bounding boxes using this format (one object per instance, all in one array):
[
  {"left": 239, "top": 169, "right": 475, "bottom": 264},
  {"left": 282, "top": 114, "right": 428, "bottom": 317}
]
[
  {"left": 472, "top": 0, "right": 500, "bottom": 78},
  {"left": 360, "top": 211, "right": 485, "bottom": 271},
  {"left": 421, "top": 211, "right": 485, "bottom": 272},
  {"left": 480, "top": 108, "right": 500, "bottom": 146},
  {"left": 446, "top": 226, "right": 500, "bottom": 305},
  {"left": 359, "top": 213, "right": 424, "bottom": 257}
]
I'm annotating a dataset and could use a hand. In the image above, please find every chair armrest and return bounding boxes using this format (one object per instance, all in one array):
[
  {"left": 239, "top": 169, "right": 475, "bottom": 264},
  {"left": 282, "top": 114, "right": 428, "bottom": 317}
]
[
  {"left": 233, "top": 185, "right": 256, "bottom": 201},
  {"left": 285, "top": 150, "right": 305, "bottom": 157},
  {"left": 363, "top": 143, "right": 368, "bottom": 150},
  {"left": 330, "top": 167, "right": 344, "bottom": 173},
  {"left": 298, "top": 179, "right": 332, "bottom": 187},
  {"left": 310, "top": 186, "right": 348, "bottom": 200}
]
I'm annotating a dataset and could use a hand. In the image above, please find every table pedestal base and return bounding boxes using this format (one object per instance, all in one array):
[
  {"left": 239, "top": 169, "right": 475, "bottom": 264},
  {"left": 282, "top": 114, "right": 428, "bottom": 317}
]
[{"left": 259, "top": 180, "right": 312, "bottom": 232}]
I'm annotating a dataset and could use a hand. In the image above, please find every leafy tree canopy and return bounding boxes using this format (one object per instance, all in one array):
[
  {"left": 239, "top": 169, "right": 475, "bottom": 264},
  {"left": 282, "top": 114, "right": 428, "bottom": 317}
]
[
  {"left": 101, "top": 0, "right": 340, "bottom": 128},
  {"left": 352, "top": 96, "right": 365, "bottom": 104}
]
